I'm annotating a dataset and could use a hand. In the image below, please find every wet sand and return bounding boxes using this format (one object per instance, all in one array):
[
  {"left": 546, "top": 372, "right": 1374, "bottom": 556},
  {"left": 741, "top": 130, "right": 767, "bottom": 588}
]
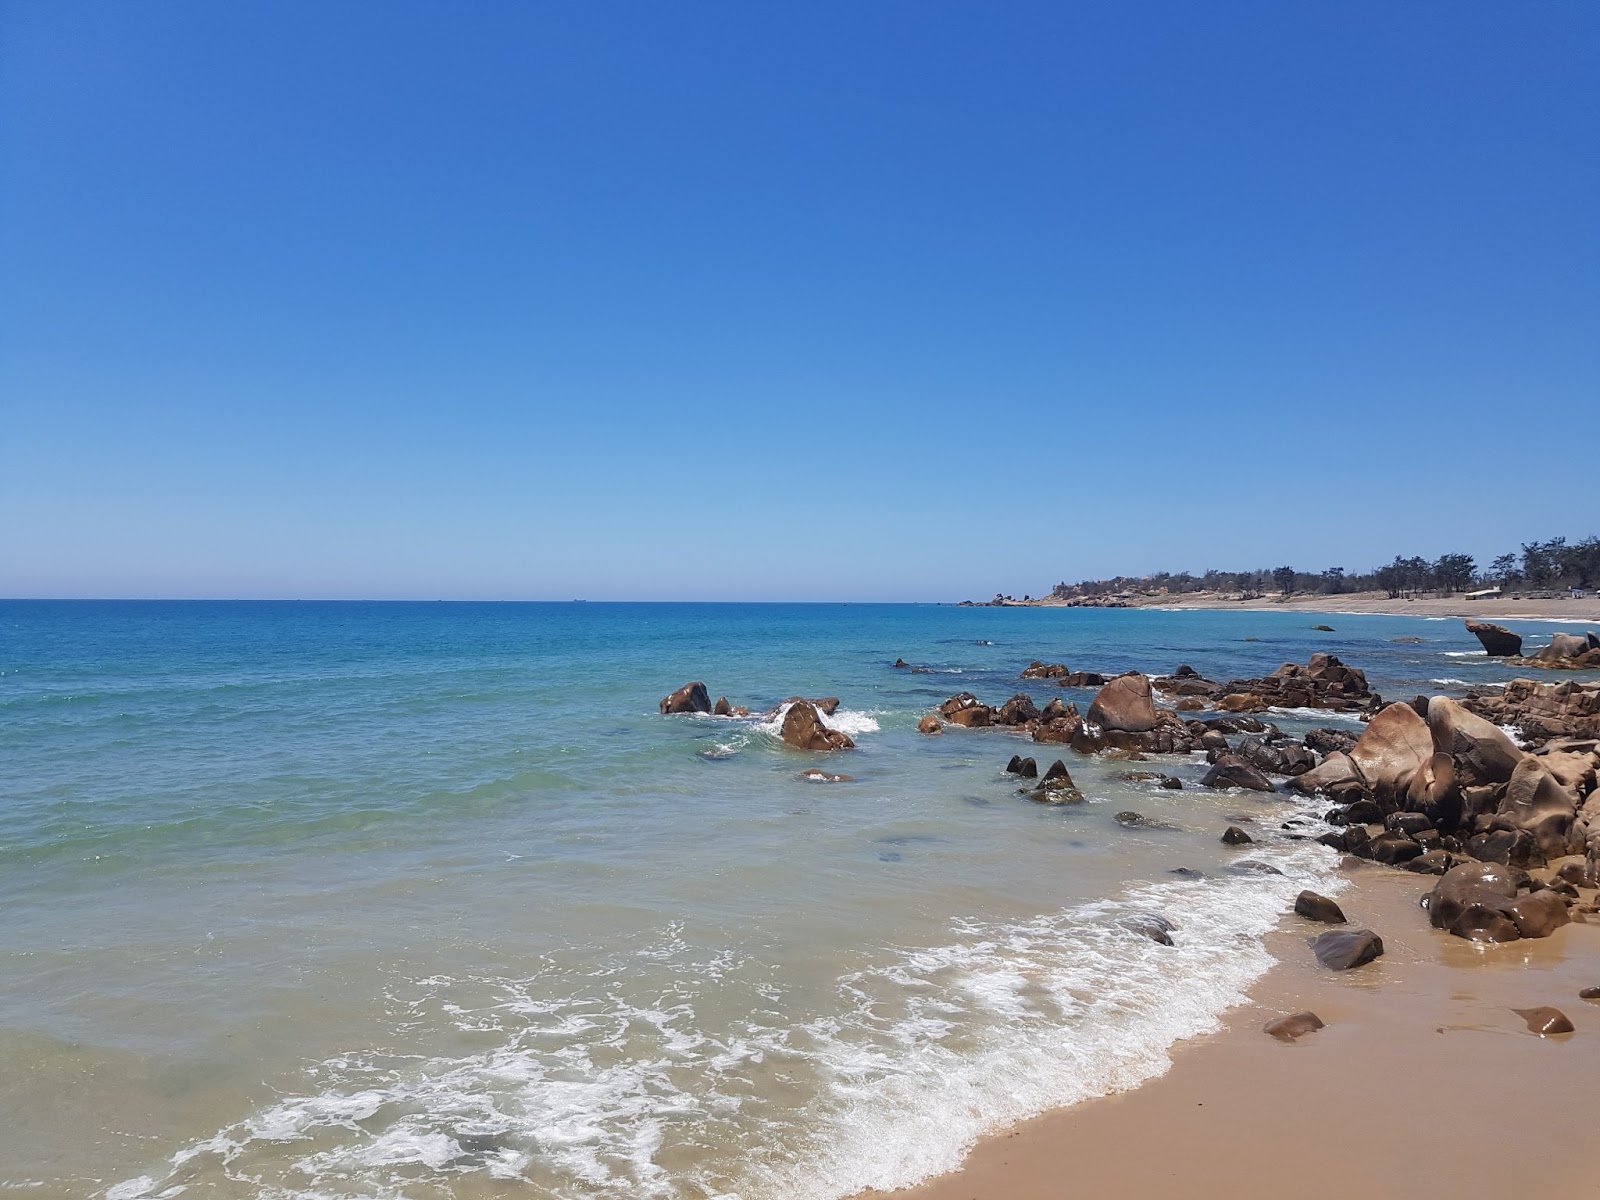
[{"left": 869, "top": 861, "right": 1600, "bottom": 1200}]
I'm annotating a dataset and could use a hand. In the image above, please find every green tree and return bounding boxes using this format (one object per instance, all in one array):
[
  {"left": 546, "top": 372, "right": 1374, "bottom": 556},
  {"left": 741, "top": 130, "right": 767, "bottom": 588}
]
[
  {"left": 1433, "top": 553, "right": 1476, "bottom": 594},
  {"left": 1272, "top": 565, "right": 1296, "bottom": 596},
  {"left": 1491, "top": 553, "right": 1518, "bottom": 585},
  {"left": 1321, "top": 566, "right": 1345, "bottom": 594}
]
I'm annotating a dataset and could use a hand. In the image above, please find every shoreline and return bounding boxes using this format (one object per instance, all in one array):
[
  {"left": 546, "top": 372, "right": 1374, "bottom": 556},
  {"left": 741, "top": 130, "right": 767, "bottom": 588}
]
[
  {"left": 868, "top": 860, "right": 1598, "bottom": 1200},
  {"left": 978, "top": 589, "right": 1600, "bottom": 625}
]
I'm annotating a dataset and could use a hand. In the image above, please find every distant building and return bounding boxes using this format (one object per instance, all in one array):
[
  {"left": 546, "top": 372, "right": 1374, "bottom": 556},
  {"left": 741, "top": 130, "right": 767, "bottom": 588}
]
[{"left": 1464, "top": 586, "right": 1502, "bottom": 601}]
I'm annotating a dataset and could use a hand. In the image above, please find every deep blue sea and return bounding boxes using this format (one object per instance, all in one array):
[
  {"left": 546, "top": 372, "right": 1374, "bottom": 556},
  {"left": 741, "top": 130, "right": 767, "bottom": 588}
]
[{"left": 0, "top": 601, "right": 1560, "bottom": 1199}]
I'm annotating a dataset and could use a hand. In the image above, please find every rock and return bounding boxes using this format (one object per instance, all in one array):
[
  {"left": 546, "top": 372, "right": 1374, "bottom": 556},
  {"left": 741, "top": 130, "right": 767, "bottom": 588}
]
[
  {"left": 1504, "top": 889, "right": 1571, "bottom": 939},
  {"left": 1512, "top": 1007, "right": 1574, "bottom": 1035},
  {"left": 1038, "top": 697, "right": 1070, "bottom": 723},
  {"left": 1349, "top": 702, "right": 1434, "bottom": 801},
  {"left": 1221, "top": 825, "right": 1254, "bottom": 846},
  {"left": 1158, "top": 775, "right": 1184, "bottom": 790},
  {"left": 1022, "top": 661, "right": 1071, "bottom": 679},
  {"left": 1122, "top": 914, "right": 1175, "bottom": 945},
  {"left": 1535, "top": 632, "right": 1594, "bottom": 662},
  {"left": 1405, "top": 849, "right": 1454, "bottom": 875},
  {"left": 1169, "top": 866, "right": 1204, "bottom": 879},
  {"left": 1311, "top": 928, "right": 1384, "bottom": 970},
  {"left": 1265, "top": 1012, "right": 1325, "bottom": 1041},
  {"left": 1040, "top": 759, "right": 1073, "bottom": 786},
  {"left": 996, "top": 693, "right": 1041, "bottom": 726},
  {"left": 893, "top": 658, "right": 909, "bottom": 668},
  {"left": 1466, "top": 620, "right": 1523, "bottom": 657},
  {"left": 1229, "top": 860, "right": 1284, "bottom": 876},
  {"left": 779, "top": 701, "right": 854, "bottom": 751},
  {"left": 660, "top": 681, "right": 712, "bottom": 715},
  {"left": 1086, "top": 673, "right": 1159, "bottom": 733},
  {"left": 917, "top": 714, "right": 942, "bottom": 735},
  {"left": 1201, "top": 756, "right": 1275, "bottom": 792},
  {"left": 1426, "top": 696, "right": 1524, "bottom": 787},
  {"left": 1462, "top": 678, "right": 1600, "bottom": 742},
  {"left": 1367, "top": 832, "right": 1424, "bottom": 866},
  {"left": 1498, "top": 757, "right": 1579, "bottom": 857},
  {"left": 1579, "top": 987, "right": 1600, "bottom": 1001},
  {"left": 1005, "top": 755, "right": 1038, "bottom": 778},
  {"left": 798, "top": 768, "right": 853, "bottom": 783},
  {"left": 1295, "top": 891, "right": 1346, "bottom": 923},
  {"left": 1289, "top": 752, "right": 1366, "bottom": 796},
  {"left": 712, "top": 695, "right": 733, "bottom": 716},
  {"left": 1116, "top": 811, "right": 1178, "bottom": 830},
  {"left": 1312, "top": 624, "right": 1335, "bottom": 632}
]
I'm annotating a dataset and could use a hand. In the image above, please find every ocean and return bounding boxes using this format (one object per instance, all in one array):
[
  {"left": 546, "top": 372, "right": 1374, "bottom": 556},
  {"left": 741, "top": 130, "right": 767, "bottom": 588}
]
[{"left": 0, "top": 601, "right": 1543, "bottom": 1199}]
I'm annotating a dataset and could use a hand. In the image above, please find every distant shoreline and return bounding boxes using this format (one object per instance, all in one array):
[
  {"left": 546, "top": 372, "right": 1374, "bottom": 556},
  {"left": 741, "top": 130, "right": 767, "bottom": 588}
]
[{"left": 965, "top": 588, "right": 1600, "bottom": 625}]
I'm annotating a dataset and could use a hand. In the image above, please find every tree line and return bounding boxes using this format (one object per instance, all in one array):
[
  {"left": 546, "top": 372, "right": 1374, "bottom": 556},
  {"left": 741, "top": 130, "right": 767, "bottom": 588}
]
[{"left": 1049, "top": 535, "right": 1600, "bottom": 601}]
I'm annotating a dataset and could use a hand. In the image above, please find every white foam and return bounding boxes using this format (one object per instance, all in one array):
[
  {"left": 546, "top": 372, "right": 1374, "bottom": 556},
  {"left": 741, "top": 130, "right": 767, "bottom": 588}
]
[
  {"left": 106, "top": 839, "right": 1338, "bottom": 1200},
  {"left": 754, "top": 703, "right": 882, "bottom": 740},
  {"left": 1266, "top": 706, "right": 1366, "bottom": 726},
  {"left": 1442, "top": 650, "right": 1485, "bottom": 658},
  {"left": 1429, "top": 678, "right": 1471, "bottom": 686}
]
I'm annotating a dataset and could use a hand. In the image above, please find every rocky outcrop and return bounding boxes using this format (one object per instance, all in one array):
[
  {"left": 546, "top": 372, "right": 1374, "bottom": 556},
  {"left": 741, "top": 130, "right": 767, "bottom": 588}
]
[
  {"left": 1466, "top": 620, "right": 1523, "bottom": 657},
  {"left": 1086, "top": 673, "right": 1159, "bottom": 733},
  {"left": 1345, "top": 702, "right": 1433, "bottom": 802},
  {"left": 1530, "top": 631, "right": 1600, "bottom": 667},
  {"left": 1156, "top": 653, "right": 1377, "bottom": 714},
  {"left": 1463, "top": 678, "right": 1600, "bottom": 742},
  {"left": 660, "top": 681, "right": 712, "bottom": 714},
  {"left": 780, "top": 701, "right": 854, "bottom": 751},
  {"left": 939, "top": 693, "right": 993, "bottom": 727},
  {"left": 1022, "top": 661, "right": 1106, "bottom": 686}
]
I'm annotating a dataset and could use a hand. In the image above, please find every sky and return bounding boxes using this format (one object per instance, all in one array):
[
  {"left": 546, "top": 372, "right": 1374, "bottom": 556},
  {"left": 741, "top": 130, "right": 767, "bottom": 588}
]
[{"left": 2, "top": 2, "right": 1596, "bottom": 601}]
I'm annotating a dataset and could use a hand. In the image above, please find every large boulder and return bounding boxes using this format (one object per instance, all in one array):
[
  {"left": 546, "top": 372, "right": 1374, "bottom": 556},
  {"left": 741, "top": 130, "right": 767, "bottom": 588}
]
[
  {"left": 1311, "top": 929, "right": 1385, "bottom": 970},
  {"left": 1201, "top": 756, "right": 1275, "bottom": 792},
  {"left": 1288, "top": 751, "right": 1365, "bottom": 796},
  {"left": 939, "top": 692, "right": 993, "bottom": 727},
  {"left": 1498, "top": 757, "right": 1580, "bottom": 857},
  {"left": 1535, "top": 632, "right": 1596, "bottom": 662},
  {"left": 1426, "top": 695, "right": 1524, "bottom": 786},
  {"left": 780, "top": 701, "right": 854, "bottom": 751},
  {"left": 1087, "top": 673, "right": 1159, "bottom": 733},
  {"left": 996, "top": 693, "right": 1041, "bottom": 726},
  {"left": 1349, "top": 702, "right": 1434, "bottom": 801},
  {"left": 1466, "top": 621, "right": 1522, "bottom": 657},
  {"left": 660, "top": 681, "right": 712, "bottom": 714}
]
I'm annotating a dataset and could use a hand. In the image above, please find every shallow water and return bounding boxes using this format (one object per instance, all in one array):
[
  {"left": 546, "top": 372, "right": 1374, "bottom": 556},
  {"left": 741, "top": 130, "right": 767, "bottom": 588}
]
[{"left": 0, "top": 601, "right": 1581, "bottom": 1199}]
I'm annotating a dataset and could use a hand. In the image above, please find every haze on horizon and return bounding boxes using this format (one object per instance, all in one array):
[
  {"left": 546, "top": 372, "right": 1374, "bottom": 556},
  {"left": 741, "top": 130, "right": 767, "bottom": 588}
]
[{"left": 2, "top": 2, "right": 1596, "bottom": 602}]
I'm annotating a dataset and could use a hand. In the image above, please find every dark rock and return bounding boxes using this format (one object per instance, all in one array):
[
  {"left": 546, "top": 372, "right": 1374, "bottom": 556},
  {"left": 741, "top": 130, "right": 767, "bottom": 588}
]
[
  {"left": 1116, "top": 811, "right": 1179, "bottom": 830},
  {"left": 1512, "top": 1006, "right": 1574, "bottom": 1035},
  {"left": 1466, "top": 621, "right": 1523, "bottom": 657},
  {"left": 996, "top": 693, "right": 1041, "bottom": 726},
  {"left": 1579, "top": 987, "right": 1600, "bottom": 1001},
  {"left": 1387, "top": 812, "right": 1434, "bottom": 836},
  {"left": 1121, "top": 914, "right": 1175, "bottom": 945},
  {"left": 1368, "top": 832, "right": 1425, "bottom": 866},
  {"left": 1504, "top": 889, "right": 1571, "bottom": 939},
  {"left": 1201, "top": 756, "right": 1275, "bottom": 792},
  {"left": 1311, "top": 928, "right": 1385, "bottom": 970},
  {"left": 660, "top": 681, "right": 712, "bottom": 715},
  {"left": 1312, "top": 624, "right": 1335, "bottom": 632},
  {"left": 1265, "top": 1011, "right": 1325, "bottom": 1041},
  {"left": 1230, "top": 860, "right": 1284, "bottom": 876},
  {"left": 893, "top": 658, "right": 909, "bottom": 668},
  {"left": 1168, "top": 867, "right": 1204, "bottom": 879},
  {"left": 1005, "top": 755, "right": 1038, "bottom": 778},
  {"left": 1295, "top": 891, "right": 1346, "bottom": 923},
  {"left": 1405, "top": 849, "right": 1454, "bottom": 875},
  {"left": 1221, "top": 825, "right": 1254, "bottom": 846},
  {"left": 1158, "top": 775, "right": 1184, "bottom": 790}
]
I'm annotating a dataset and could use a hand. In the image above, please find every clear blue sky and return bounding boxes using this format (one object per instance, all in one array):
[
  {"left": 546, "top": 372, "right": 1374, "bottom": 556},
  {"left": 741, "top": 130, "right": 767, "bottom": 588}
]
[{"left": 3, "top": 2, "right": 1596, "bottom": 600}]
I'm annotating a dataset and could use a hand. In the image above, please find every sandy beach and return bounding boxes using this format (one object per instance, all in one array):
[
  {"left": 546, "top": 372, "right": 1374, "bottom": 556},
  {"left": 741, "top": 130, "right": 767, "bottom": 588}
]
[
  {"left": 1013, "top": 590, "right": 1600, "bottom": 625},
  {"left": 871, "top": 861, "right": 1600, "bottom": 1200}
]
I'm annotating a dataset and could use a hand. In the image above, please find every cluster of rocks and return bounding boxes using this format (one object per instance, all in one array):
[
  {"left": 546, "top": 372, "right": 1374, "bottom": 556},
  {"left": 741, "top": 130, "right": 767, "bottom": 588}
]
[
  {"left": 1462, "top": 677, "right": 1600, "bottom": 742},
  {"left": 1153, "top": 653, "right": 1379, "bottom": 715},
  {"left": 658, "top": 681, "right": 854, "bottom": 752},
  {"left": 1020, "top": 661, "right": 1108, "bottom": 687},
  {"left": 1466, "top": 620, "right": 1600, "bottom": 667},
  {"left": 1298, "top": 693, "right": 1600, "bottom": 940},
  {"left": 1002, "top": 755, "right": 1084, "bottom": 804}
]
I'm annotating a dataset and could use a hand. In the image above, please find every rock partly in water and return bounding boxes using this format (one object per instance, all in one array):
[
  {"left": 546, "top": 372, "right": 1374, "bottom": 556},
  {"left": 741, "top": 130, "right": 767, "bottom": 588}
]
[
  {"left": 1086, "top": 673, "right": 1159, "bottom": 733},
  {"left": 660, "top": 681, "right": 712, "bottom": 715},
  {"left": 1295, "top": 890, "right": 1346, "bottom": 924},
  {"left": 1220, "top": 824, "right": 1254, "bottom": 846},
  {"left": 1466, "top": 620, "right": 1523, "bottom": 657},
  {"left": 1201, "top": 756, "right": 1275, "bottom": 792},
  {"left": 779, "top": 701, "right": 854, "bottom": 751},
  {"left": 1512, "top": 1006, "right": 1574, "bottom": 1036},
  {"left": 1311, "top": 928, "right": 1385, "bottom": 970},
  {"left": 1264, "top": 1011, "right": 1325, "bottom": 1041},
  {"left": 917, "top": 714, "right": 942, "bottom": 735}
]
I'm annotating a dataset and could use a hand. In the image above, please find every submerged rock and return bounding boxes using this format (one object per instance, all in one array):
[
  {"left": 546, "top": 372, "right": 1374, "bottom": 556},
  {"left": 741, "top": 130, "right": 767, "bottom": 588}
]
[
  {"left": 1265, "top": 1011, "right": 1325, "bottom": 1041},
  {"left": 917, "top": 714, "right": 942, "bottom": 735}
]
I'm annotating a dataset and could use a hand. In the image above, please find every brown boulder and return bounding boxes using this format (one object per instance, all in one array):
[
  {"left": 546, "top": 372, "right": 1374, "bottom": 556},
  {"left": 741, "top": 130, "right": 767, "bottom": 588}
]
[
  {"left": 1535, "top": 632, "right": 1594, "bottom": 662},
  {"left": 712, "top": 695, "right": 733, "bottom": 716},
  {"left": 1289, "top": 751, "right": 1366, "bottom": 796},
  {"left": 1201, "top": 756, "right": 1274, "bottom": 792},
  {"left": 1295, "top": 891, "right": 1347, "bottom": 924},
  {"left": 1349, "top": 702, "right": 1433, "bottom": 801},
  {"left": 996, "top": 693, "right": 1041, "bottom": 726},
  {"left": 1087, "top": 673, "right": 1159, "bottom": 733},
  {"left": 1504, "top": 889, "right": 1571, "bottom": 939},
  {"left": 1311, "top": 929, "right": 1384, "bottom": 970},
  {"left": 1221, "top": 825, "right": 1254, "bottom": 846},
  {"left": 779, "top": 701, "right": 854, "bottom": 751},
  {"left": 1264, "top": 1011, "right": 1325, "bottom": 1041},
  {"left": 1426, "top": 696, "right": 1524, "bottom": 787},
  {"left": 1513, "top": 1007, "right": 1575, "bottom": 1035},
  {"left": 1466, "top": 620, "right": 1522, "bottom": 657},
  {"left": 660, "top": 681, "right": 712, "bottom": 714},
  {"left": 917, "top": 714, "right": 942, "bottom": 735},
  {"left": 1499, "top": 757, "right": 1579, "bottom": 857}
]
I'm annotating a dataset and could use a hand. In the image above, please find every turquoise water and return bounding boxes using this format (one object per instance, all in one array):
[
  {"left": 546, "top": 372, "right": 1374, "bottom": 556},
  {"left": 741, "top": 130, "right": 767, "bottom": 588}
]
[{"left": 0, "top": 602, "right": 1556, "bottom": 1198}]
